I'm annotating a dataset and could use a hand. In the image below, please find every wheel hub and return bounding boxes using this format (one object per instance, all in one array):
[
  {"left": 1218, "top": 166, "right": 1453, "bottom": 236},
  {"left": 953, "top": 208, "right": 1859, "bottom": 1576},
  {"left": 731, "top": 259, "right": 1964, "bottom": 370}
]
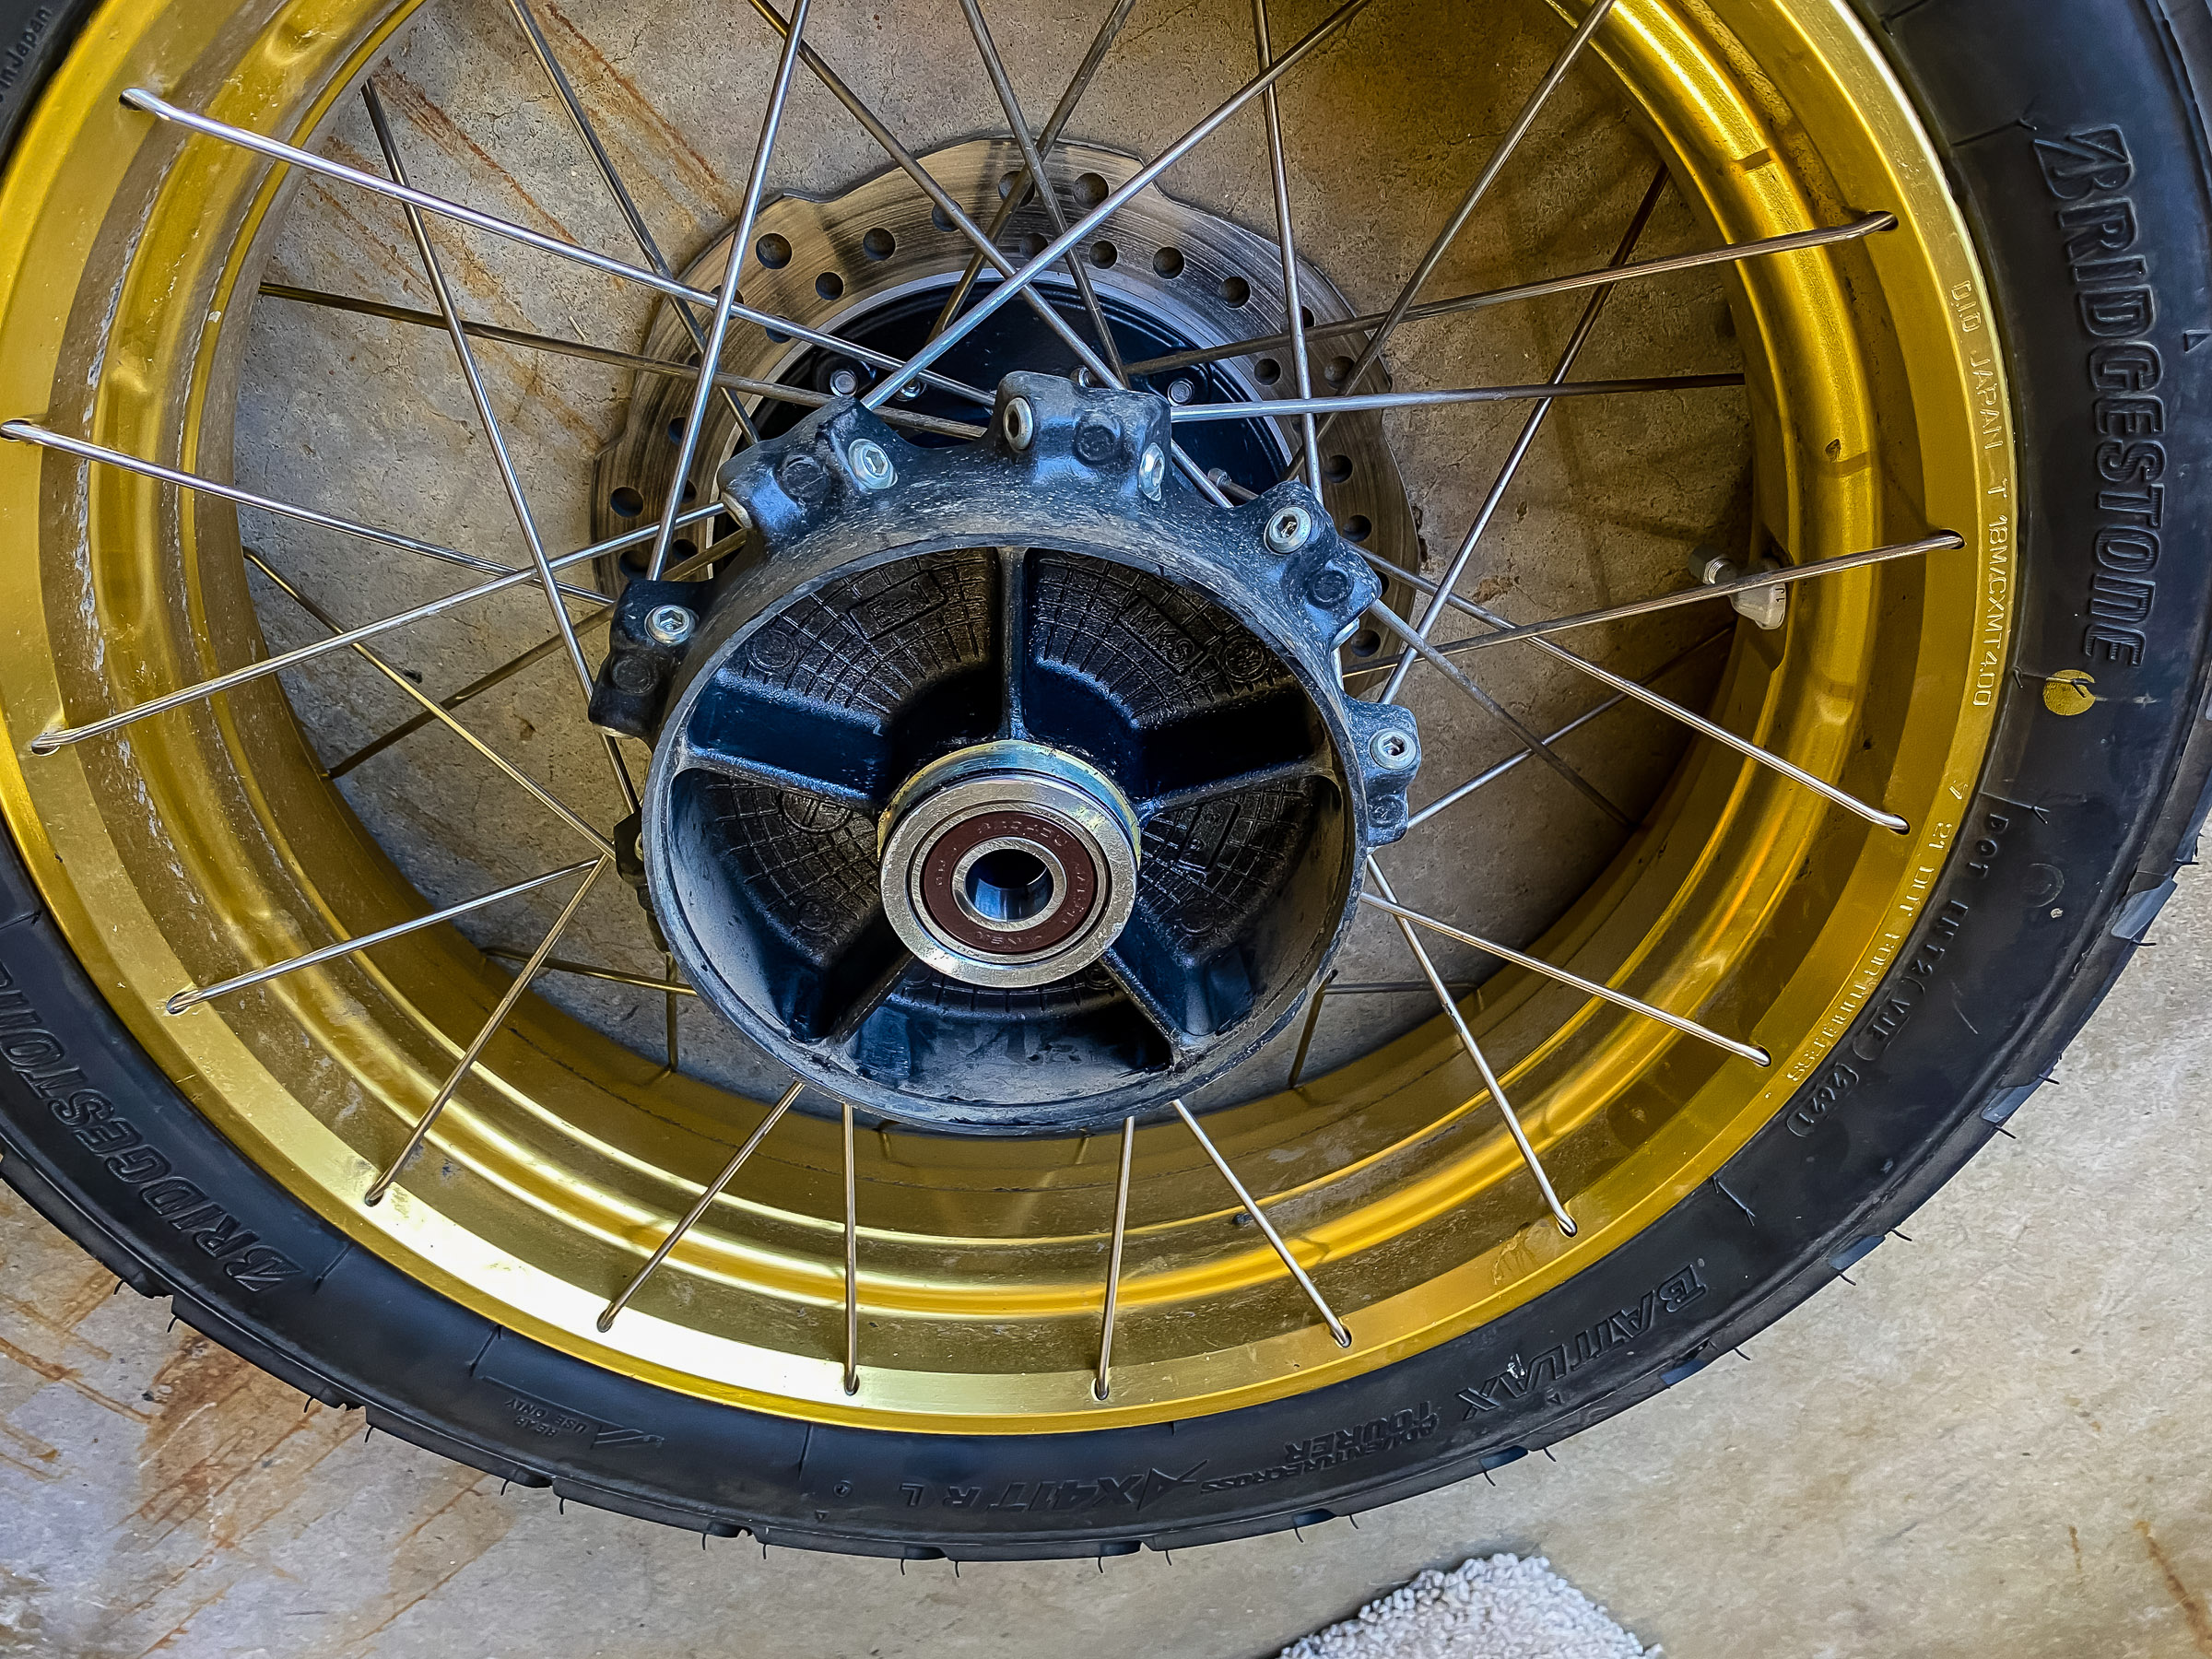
[{"left": 593, "top": 372, "right": 1419, "bottom": 1130}]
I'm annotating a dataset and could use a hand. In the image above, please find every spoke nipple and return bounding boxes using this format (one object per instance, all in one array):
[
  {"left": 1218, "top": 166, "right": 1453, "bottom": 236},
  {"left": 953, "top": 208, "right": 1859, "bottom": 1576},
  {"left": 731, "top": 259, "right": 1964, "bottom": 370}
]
[
  {"left": 1137, "top": 445, "right": 1166, "bottom": 500},
  {"left": 846, "top": 440, "right": 896, "bottom": 491},
  {"left": 1002, "top": 396, "right": 1035, "bottom": 452},
  {"left": 645, "top": 605, "right": 696, "bottom": 648},
  {"left": 1265, "top": 503, "right": 1314, "bottom": 556},
  {"left": 897, "top": 379, "right": 924, "bottom": 401}
]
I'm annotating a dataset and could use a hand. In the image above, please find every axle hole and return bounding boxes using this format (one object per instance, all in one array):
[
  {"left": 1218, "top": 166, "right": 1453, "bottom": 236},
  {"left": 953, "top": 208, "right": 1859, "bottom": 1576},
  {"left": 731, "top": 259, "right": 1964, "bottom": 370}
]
[{"left": 965, "top": 848, "right": 1055, "bottom": 926}]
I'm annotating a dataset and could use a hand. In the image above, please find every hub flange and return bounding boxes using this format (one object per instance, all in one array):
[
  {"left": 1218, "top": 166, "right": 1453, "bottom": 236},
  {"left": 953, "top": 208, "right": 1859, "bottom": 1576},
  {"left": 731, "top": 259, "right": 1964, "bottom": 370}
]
[{"left": 593, "top": 371, "right": 1418, "bottom": 1131}]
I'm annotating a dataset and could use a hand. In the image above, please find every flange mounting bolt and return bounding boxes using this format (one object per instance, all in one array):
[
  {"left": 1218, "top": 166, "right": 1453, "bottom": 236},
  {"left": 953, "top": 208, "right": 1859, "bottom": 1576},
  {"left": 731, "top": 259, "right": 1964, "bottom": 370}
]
[
  {"left": 1003, "top": 396, "right": 1035, "bottom": 452},
  {"left": 1138, "top": 445, "right": 1167, "bottom": 500},
  {"left": 646, "top": 605, "right": 696, "bottom": 648},
  {"left": 1369, "top": 728, "right": 1418, "bottom": 771},
  {"left": 1265, "top": 502, "right": 1314, "bottom": 555},
  {"left": 848, "top": 439, "right": 896, "bottom": 490}
]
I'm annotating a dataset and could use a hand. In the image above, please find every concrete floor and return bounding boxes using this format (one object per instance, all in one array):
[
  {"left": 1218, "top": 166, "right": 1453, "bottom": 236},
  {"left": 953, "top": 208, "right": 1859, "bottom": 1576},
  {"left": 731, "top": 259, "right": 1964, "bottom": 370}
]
[{"left": 0, "top": 872, "right": 2206, "bottom": 1657}]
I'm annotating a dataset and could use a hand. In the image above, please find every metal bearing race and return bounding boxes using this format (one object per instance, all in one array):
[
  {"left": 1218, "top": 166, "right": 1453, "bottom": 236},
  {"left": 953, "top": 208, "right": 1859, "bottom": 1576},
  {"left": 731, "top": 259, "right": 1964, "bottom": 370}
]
[{"left": 877, "top": 743, "right": 1139, "bottom": 989}]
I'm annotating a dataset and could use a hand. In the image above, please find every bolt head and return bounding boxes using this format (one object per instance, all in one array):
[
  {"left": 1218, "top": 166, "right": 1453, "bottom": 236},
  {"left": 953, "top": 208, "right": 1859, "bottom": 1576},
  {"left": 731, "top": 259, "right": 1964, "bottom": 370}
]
[
  {"left": 1003, "top": 395, "right": 1035, "bottom": 451},
  {"left": 1073, "top": 412, "right": 1122, "bottom": 465},
  {"left": 645, "top": 604, "right": 696, "bottom": 648},
  {"left": 1307, "top": 565, "right": 1354, "bottom": 607},
  {"left": 1369, "top": 728, "right": 1418, "bottom": 771},
  {"left": 848, "top": 439, "right": 896, "bottom": 490},
  {"left": 1137, "top": 445, "right": 1167, "bottom": 500},
  {"left": 896, "top": 378, "right": 924, "bottom": 400},
  {"left": 829, "top": 367, "right": 860, "bottom": 398},
  {"left": 1166, "top": 377, "right": 1196, "bottom": 406},
  {"left": 1265, "top": 502, "right": 1314, "bottom": 555}
]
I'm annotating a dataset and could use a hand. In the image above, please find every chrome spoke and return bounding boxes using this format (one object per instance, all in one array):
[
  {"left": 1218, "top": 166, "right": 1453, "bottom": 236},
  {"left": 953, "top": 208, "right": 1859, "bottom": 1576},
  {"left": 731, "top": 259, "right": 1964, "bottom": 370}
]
[
  {"left": 364, "top": 855, "right": 609, "bottom": 1206},
  {"left": 256, "top": 285, "right": 985, "bottom": 440},
  {"left": 1366, "top": 858, "right": 1574, "bottom": 1236},
  {"left": 124, "top": 88, "right": 993, "bottom": 407},
  {"left": 596, "top": 1078, "right": 804, "bottom": 1331},
  {"left": 1365, "top": 600, "right": 1632, "bottom": 829},
  {"left": 1120, "top": 213, "right": 1897, "bottom": 380},
  {"left": 647, "top": 0, "right": 811, "bottom": 579},
  {"left": 1368, "top": 549, "right": 1913, "bottom": 832},
  {"left": 929, "top": 0, "right": 1140, "bottom": 340},
  {"left": 248, "top": 552, "right": 618, "bottom": 855},
  {"left": 841, "top": 1099, "right": 861, "bottom": 1396},
  {"left": 960, "top": 0, "right": 1126, "bottom": 381},
  {"left": 501, "top": 0, "right": 756, "bottom": 441},
  {"left": 483, "top": 947, "right": 699, "bottom": 996},
  {"left": 858, "top": 0, "right": 1378, "bottom": 412},
  {"left": 1378, "top": 167, "right": 1665, "bottom": 703},
  {"left": 0, "top": 422, "right": 598, "bottom": 603},
  {"left": 1169, "top": 372, "right": 1742, "bottom": 422},
  {"left": 166, "top": 859, "right": 596, "bottom": 1015},
  {"left": 364, "top": 83, "right": 595, "bottom": 700},
  {"left": 1400, "top": 628, "right": 1730, "bottom": 828},
  {"left": 1253, "top": 0, "right": 1322, "bottom": 497},
  {"left": 1360, "top": 891, "right": 1769, "bottom": 1064},
  {"left": 26, "top": 505, "right": 719, "bottom": 755},
  {"left": 1171, "top": 1099, "right": 1351, "bottom": 1347},
  {"left": 1093, "top": 1114, "right": 1135, "bottom": 1400},
  {"left": 1400, "top": 532, "right": 1965, "bottom": 656},
  {"left": 1284, "top": 970, "right": 1337, "bottom": 1089},
  {"left": 1287, "top": 0, "right": 1620, "bottom": 472}
]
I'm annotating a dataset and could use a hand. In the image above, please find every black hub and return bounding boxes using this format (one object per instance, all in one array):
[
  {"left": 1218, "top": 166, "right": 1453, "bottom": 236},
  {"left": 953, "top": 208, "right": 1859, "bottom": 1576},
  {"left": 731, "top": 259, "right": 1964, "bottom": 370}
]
[{"left": 593, "top": 373, "right": 1418, "bottom": 1131}]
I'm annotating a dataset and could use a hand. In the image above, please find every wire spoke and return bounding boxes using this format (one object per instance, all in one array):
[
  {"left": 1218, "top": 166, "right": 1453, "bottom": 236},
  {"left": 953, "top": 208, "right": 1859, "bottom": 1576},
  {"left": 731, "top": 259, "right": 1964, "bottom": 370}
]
[
  {"left": 1093, "top": 1114, "right": 1135, "bottom": 1400},
  {"left": 1379, "top": 167, "right": 1665, "bottom": 703},
  {"left": 248, "top": 552, "right": 618, "bottom": 854},
  {"left": 1171, "top": 1099, "right": 1351, "bottom": 1347},
  {"left": 1285, "top": 0, "right": 1620, "bottom": 474},
  {"left": 1169, "top": 372, "right": 1741, "bottom": 422},
  {"left": 0, "top": 423, "right": 598, "bottom": 602},
  {"left": 124, "top": 88, "right": 994, "bottom": 408},
  {"left": 1360, "top": 891, "right": 1768, "bottom": 1063},
  {"left": 961, "top": 0, "right": 1126, "bottom": 380},
  {"left": 364, "top": 855, "right": 609, "bottom": 1206},
  {"left": 1366, "top": 859, "right": 1574, "bottom": 1235},
  {"left": 1402, "top": 532, "right": 1966, "bottom": 658},
  {"left": 1365, "top": 600, "right": 1632, "bottom": 828},
  {"left": 596, "top": 1078, "right": 804, "bottom": 1331},
  {"left": 841, "top": 1099, "right": 861, "bottom": 1395},
  {"left": 501, "top": 0, "right": 756, "bottom": 442},
  {"left": 364, "top": 83, "right": 594, "bottom": 704},
  {"left": 1401, "top": 628, "right": 1730, "bottom": 828},
  {"left": 1120, "top": 212, "right": 1897, "bottom": 379},
  {"left": 484, "top": 947, "right": 699, "bottom": 995},
  {"left": 1253, "top": 0, "right": 1322, "bottom": 498},
  {"left": 256, "top": 285, "right": 984, "bottom": 439},
  {"left": 929, "top": 0, "right": 1139, "bottom": 340},
  {"left": 857, "top": 0, "right": 1378, "bottom": 413},
  {"left": 166, "top": 859, "right": 596, "bottom": 1015},
  {"left": 1368, "top": 549, "right": 1912, "bottom": 832},
  {"left": 26, "top": 503, "right": 719, "bottom": 755}
]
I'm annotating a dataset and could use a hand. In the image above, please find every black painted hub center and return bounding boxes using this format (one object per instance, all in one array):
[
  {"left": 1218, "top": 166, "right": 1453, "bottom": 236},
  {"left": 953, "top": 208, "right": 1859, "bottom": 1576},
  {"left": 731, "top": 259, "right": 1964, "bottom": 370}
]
[{"left": 592, "top": 374, "right": 1419, "bottom": 1132}]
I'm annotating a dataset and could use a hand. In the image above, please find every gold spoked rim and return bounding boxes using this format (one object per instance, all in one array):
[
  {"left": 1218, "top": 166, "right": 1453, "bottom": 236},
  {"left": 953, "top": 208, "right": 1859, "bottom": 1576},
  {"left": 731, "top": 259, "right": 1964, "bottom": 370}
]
[{"left": 0, "top": 0, "right": 2011, "bottom": 1431}]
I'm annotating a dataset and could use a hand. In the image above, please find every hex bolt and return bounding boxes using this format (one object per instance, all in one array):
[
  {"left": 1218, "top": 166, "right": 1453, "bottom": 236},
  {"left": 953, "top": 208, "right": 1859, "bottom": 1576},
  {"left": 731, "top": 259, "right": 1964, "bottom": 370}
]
[
  {"left": 1166, "top": 377, "right": 1197, "bottom": 406},
  {"left": 897, "top": 378, "right": 924, "bottom": 401},
  {"left": 1137, "top": 445, "right": 1167, "bottom": 500},
  {"left": 829, "top": 366, "right": 860, "bottom": 398},
  {"left": 646, "top": 604, "right": 696, "bottom": 648},
  {"left": 1003, "top": 396, "right": 1035, "bottom": 451},
  {"left": 1369, "top": 729, "right": 1418, "bottom": 771},
  {"left": 1265, "top": 503, "right": 1314, "bottom": 555},
  {"left": 1074, "top": 413, "right": 1122, "bottom": 465},
  {"left": 1307, "top": 564, "right": 1354, "bottom": 607},
  {"left": 848, "top": 439, "right": 896, "bottom": 491}
]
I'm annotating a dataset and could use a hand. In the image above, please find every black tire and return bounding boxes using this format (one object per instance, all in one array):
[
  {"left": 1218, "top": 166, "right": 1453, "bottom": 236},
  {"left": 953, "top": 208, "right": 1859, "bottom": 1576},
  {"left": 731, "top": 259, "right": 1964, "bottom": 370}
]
[{"left": 2, "top": 0, "right": 2208, "bottom": 1559}]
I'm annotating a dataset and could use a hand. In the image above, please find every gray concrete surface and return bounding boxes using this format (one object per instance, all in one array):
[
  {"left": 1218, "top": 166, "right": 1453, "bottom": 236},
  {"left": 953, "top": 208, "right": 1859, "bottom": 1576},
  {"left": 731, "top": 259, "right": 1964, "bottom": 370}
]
[{"left": 3, "top": 870, "right": 2207, "bottom": 1658}]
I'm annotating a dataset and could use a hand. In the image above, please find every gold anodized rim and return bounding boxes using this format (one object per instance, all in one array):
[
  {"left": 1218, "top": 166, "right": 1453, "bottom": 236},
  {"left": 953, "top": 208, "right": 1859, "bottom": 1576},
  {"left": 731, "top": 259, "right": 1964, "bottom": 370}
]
[{"left": 0, "top": 0, "right": 2012, "bottom": 1430}]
